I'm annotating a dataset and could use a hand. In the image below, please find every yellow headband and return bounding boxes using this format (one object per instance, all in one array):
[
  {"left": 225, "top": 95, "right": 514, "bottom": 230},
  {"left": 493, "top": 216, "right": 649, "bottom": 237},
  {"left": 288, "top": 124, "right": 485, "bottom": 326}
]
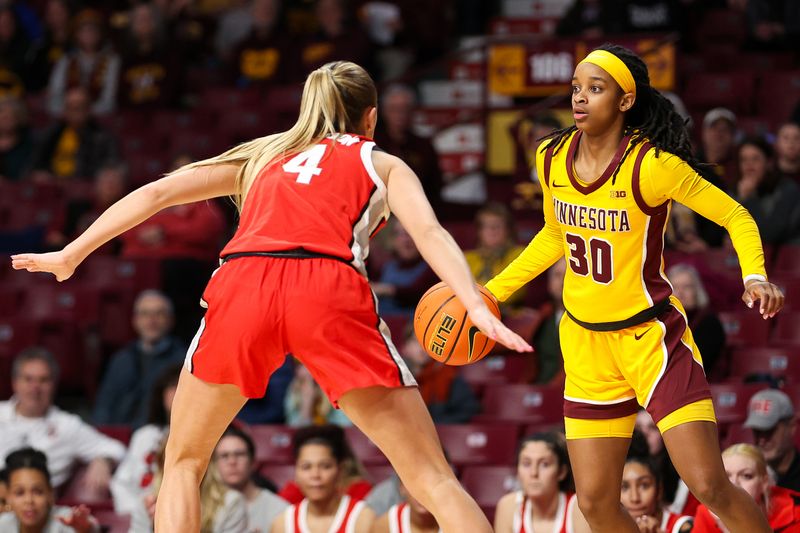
[{"left": 578, "top": 50, "right": 636, "bottom": 96}]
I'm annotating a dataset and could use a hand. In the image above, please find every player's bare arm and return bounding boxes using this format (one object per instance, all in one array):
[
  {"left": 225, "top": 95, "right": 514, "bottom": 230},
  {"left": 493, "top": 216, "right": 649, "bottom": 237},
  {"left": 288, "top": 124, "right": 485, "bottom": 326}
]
[
  {"left": 11, "top": 164, "right": 240, "bottom": 281},
  {"left": 373, "top": 149, "right": 532, "bottom": 353}
]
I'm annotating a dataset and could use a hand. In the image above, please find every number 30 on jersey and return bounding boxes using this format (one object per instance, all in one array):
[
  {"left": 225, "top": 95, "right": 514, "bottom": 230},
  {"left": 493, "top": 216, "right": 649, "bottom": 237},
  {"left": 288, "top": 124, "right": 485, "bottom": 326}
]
[{"left": 565, "top": 232, "right": 614, "bottom": 284}]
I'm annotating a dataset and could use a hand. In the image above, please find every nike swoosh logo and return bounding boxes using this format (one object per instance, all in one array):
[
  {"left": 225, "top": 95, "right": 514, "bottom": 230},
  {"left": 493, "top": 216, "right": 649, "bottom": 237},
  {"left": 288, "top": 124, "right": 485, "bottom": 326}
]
[
  {"left": 634, "top": 328, "right": 652, "bottom": 341},
  {"left": 552, "top": 182, "right": 567, "bottom": 188},
  {"left": 467, "top": 326, "right": 481, "bottom": 362}
]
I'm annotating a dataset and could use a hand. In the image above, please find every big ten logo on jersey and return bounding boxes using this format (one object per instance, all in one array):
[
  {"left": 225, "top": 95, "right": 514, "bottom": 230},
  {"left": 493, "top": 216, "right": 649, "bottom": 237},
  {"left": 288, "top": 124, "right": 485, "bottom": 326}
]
[
  {"left": 610, "top": 190, "right": 627, "bottom": 198},
  {"left": 429, "top": 313, "right": 457, "bottom": 357}
]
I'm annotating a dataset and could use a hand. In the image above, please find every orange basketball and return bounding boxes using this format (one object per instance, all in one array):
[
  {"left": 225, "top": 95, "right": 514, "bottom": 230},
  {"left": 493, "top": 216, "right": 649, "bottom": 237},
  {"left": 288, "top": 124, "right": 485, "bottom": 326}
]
[{"left": 413, "top": 282, "right": 500, "bottom": 366}]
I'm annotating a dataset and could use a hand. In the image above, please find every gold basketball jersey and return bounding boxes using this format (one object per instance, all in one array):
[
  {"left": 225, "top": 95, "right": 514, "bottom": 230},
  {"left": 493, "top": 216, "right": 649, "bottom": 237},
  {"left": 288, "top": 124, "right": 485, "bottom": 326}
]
[{"left": 486, "top": 130, "right": 766, "bottom": 325}]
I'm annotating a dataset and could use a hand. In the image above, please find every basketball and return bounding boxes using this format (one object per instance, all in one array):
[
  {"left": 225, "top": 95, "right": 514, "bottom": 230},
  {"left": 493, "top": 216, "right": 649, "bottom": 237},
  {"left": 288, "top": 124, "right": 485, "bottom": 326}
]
[{"left": 413, "top": 282, "right": 500, "bottom": 366}]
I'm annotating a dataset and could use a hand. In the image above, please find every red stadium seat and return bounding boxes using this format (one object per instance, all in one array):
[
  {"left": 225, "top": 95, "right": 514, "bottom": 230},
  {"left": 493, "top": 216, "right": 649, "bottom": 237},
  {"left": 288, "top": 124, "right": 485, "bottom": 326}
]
[
  {"left": 20, "top": 284, "right": 102, "bottom": 328},
  {"left": 364, "top": 464, "right": 396, "bottom": 484},
  {"left": 80, "top": 256, "right": 163, "bottom": 293},
  {"left": 460, "top": 355, "right": 530, "bottom": 391},
  {"left": 710, "top": 383, "right": 768, "bottom": 425},
  {"left": 721, "top": 423, "right": 755, "bottom": 450},
  {"left": 773, "top": 314, "right": 800, "bottom": 345},
  {"left": 93, "top": 510, "right": 131, "bottom": 533},
  {"left": 756, "top": 71, "right": 800, "bottom": 127},
  {"left": 773, "top": 246, "right": 800, "bottom": 279},
  {"left": 718, "top": 311, "right": 771, "bottom": 347},
  {"left": 259, "top": 464, "right": 296, "bottom": 490},
  {"left": 436, "top": 424, "right": 519, "bottom": 467},
  {"left": 730, "top": 347, "right": 800, "bottom": 381},
  {"left": 772, "top": 278, "right": 800, "bottom": 313},
  {"left": 344, "top": 426, "right": 389, "bottom": 465},
  {"left": 683, "top": 71, "right": 756, "bottom": 114},
  {"left": 249, "top": 425, "right": 296, "bottom": 465},
  {"left": 460, "top": 465, "right": 517, "bottom": 514},
  {"left": 96, "top": 425, "right": 133, "bottom": 447},
  {"left": 695, "top": 9, "right": 747, "bottom": 46},
  {"left": 476, "top": 385, "right": 562, "bottom": 425}
]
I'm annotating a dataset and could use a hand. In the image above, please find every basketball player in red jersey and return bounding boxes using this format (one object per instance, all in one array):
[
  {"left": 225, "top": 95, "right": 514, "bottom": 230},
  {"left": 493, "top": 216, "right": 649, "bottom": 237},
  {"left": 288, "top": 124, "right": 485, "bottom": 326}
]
[{"left": 11, "top": 61, "right": 531, "bottom": 533}]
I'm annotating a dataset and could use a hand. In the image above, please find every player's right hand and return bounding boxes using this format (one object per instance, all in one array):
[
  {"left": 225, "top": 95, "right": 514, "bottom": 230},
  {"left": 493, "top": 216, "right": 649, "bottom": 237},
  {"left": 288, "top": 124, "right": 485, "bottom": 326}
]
[
  {"left": 11, "top": 251, "right": 76, "bottom": 282},
  {"left": 468, "top": 306, "right": 533, "bottom": 353}
]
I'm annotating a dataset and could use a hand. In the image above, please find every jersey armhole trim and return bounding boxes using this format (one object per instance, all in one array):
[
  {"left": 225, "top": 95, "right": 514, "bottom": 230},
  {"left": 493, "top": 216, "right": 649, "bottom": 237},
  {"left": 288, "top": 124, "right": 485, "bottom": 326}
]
[
  {"left": 360, "top": 141, "right": 389, "bottom": 217},
  {"left": 631, "top": 143, "right": 668, "bottom": 216}
]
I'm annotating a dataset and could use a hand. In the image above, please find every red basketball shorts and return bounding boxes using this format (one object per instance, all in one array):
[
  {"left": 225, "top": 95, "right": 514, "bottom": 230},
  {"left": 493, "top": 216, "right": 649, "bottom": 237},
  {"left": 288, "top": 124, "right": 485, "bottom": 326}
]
[{"left": 184, "top": 256, "right": 417, "bottom": 405}]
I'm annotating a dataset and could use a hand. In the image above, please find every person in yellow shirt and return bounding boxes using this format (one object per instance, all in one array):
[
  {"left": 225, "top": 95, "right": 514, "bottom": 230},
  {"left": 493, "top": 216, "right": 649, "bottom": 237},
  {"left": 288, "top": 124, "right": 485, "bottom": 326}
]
[
  {"left": 486, "top": 43, "right": 784, "bottom": 533},
  {"left": 464, "top": 203, "right": 527, "bottom": 308}
]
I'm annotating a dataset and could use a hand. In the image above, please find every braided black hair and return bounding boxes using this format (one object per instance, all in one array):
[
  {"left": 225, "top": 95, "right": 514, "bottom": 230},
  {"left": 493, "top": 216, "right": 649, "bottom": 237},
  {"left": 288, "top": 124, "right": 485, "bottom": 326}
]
[{"left": 543, "top": 43, "right": 705, "bottom": 182}]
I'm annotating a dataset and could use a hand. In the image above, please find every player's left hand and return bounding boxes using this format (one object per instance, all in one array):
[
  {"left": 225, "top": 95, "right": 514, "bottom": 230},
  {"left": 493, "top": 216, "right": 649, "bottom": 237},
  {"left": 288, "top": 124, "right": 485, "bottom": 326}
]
[{"left": 743, "top": 280, "right": 784, "bottom": 319}]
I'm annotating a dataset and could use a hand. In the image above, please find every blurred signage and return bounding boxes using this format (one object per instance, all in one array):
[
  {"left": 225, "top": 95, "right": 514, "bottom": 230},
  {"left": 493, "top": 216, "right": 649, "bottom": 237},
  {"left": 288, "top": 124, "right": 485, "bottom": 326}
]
[{"left": 489, "top": 37, "right": 675, "bottom": 96}]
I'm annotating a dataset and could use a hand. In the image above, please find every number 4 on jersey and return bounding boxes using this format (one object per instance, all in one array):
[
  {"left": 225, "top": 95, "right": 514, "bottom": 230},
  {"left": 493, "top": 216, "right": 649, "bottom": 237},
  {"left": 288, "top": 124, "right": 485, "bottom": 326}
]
[{"left": 283, "top": 144, "right": 326, "bottom": 184}]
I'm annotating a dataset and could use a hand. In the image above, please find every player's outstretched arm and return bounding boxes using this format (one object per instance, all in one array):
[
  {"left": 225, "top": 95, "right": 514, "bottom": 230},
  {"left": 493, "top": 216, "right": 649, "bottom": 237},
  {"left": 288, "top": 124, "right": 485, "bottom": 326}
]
[
  {"left": 376, "top": 151, "right": 532, "bottom": 353},
  {"left": 11, "top": 164, "right": 240, "bottom": 281}
]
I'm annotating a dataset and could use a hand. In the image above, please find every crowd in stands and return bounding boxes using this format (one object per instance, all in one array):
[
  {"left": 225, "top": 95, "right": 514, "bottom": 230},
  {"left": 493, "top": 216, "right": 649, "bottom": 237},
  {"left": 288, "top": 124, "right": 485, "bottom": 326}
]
[{"left": 1, "top": 0, "right": 800, "bottom": 531}]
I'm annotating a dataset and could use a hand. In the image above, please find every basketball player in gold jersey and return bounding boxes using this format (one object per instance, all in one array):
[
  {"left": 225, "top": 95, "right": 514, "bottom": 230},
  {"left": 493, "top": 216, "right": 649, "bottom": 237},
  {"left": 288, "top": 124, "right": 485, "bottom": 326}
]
[{"left": 485, "top": 44, "right": 783, "bottom": 533}]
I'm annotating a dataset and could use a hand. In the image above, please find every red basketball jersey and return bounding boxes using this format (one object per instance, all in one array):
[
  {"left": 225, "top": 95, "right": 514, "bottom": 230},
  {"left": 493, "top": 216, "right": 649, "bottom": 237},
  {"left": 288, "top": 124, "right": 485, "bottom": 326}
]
[
  {"left": 284, "top": 495, "right": 366, "bottom": 533},
  {"left": 514, "top": 491, "right": 577, "bottom": 533},
  {"left": 387, "top": 503, "right": 442, "bottom": 533},
  {"left": 220, "top": 134, "right": 389, "bottom": 276},
  {"left": 661, "top": 510, "right": 692, "bottom": 533}
]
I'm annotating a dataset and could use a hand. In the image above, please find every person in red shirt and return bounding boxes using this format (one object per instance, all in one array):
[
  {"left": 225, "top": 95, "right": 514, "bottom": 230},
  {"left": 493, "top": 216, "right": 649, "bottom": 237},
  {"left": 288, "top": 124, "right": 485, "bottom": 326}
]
[
  {"left": 694, "top": 444, "right": 800, "bottom": 532},
  {"left": 11, "top": 61, "right": 530, "bottom": 533}
]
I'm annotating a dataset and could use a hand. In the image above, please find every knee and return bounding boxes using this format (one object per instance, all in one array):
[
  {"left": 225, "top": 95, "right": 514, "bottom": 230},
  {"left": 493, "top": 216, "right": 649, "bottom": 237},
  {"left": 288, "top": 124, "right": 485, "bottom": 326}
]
[
  {"left": 683, "top": 470, "right": 731, "bottom": 509},
  {"left": 163, "top": 439, "right": 209, "bottom": 477},
  {"left": 575, "top": 489, "right": 620, "bottom": 523}
]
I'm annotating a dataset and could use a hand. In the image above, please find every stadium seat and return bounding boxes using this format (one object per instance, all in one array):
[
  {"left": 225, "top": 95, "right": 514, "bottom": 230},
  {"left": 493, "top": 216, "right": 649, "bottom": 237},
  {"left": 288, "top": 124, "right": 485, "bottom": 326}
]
[
  {"left": 249, "top": 425, "right": 296, "bottom": 465},
  {"left": 773, "top": 246, "right": 800, "bottom": 279},
  {"left": 720, "top": 423, "right": 755, "bottom": 450},
  {"left": 695, "top": 9, "right": 747, "bottom": 46},
  {"left": 773, "top": 314, "right": 800, "bottom": 345},
  {"left": 476, "top": 384, "right": 562, "bottom": 425},
  {"left": 710, "top": 383, "right": 769, "bottom": 425},
  {"left": 80, "top": 256, "right": 162, "bottom": 293},
  {"left": 772, "top": 278, "right": 800, "bottom": 313},
  {"left": 683, "top": 71, "right": 756, "bottom": 114},
  {"left": 756, "top": 71, "right": 800, "bottom": 128},
  {"left": 730, "top": 347, "right": 800, "bottom": 381},
  {"left": 344, "top": 426, "right": 389, "bottom": 465},
  {"left": 0, "top": 317, "right": 38, "bottom": 398},
  {"left": 460, "top": 355, "right": 531, "bottom": 391},
  {"left": 364, "top": 464, "right": 396, "bottom": 484},
  {"left": 93, "top": 510, "right": 132, "bottom": 533},
  {"left": 436, "top": 424, "right": 519, "bottom": 467},
  {"left": 96, "top": 425, "right": 133, "bottom": 447},
  {"left": 460, "top": 465, "right": 517, "bottom": 512},
  {"left": 20, "top": 284, "right": 102, "bottom": 328},
  {"left": 502, "top": 310, "right": 544, "bottom": 343},
  {"left": 258, "top": 463, "right": 296, "bottom": 491},
  {"left": 718, "top": 311, "right": 771, "bottom": 347}
]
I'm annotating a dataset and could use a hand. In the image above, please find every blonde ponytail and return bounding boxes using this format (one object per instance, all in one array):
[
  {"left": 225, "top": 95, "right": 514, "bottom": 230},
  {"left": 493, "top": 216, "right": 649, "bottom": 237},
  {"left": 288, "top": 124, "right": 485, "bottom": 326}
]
[{"left": 165, "top": 61, "right": 377, "bottom": 212}]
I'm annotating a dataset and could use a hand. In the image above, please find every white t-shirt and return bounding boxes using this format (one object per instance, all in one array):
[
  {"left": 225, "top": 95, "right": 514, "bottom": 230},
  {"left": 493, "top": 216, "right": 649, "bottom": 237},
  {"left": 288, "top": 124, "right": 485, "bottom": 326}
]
[
  {"left": 0, "top": 400, "right": 127, "bottom": 487},
  {"left": 246, "top": 489, "right": 289, "bottom": 533},
  {"left": 110, "top": 425, "right": 167, "bottom": 516}
]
